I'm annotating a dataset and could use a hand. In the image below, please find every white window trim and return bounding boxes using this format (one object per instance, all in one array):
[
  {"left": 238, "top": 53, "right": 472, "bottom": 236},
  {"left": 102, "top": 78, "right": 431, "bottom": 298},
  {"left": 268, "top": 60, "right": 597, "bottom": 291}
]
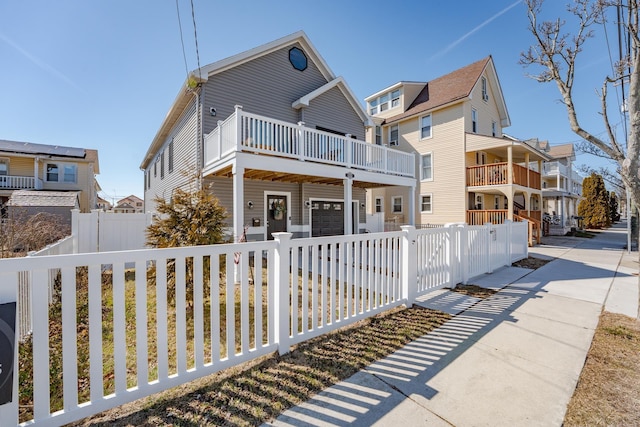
[
  {"left": 472, "top": 108, "right": 478, "bottom": 133},
  {"left": 419, "top": 114, "right": 432, "bottom": 140},
  {"left": 374, "top": 196, "right": 384, "bottom": 213},
  {"left": 369, "top": 88, "right": 402, "bottom": 115},
  {"left": 45, "top": 162, "right": 77, "bottom": 184},
  {"left": 420, "top": 152, "right": 433, "bottom": 182},
  {"left": 389, "top": 124, "right": 399, "bottom": 146},
  {"left": 491, "top": 121, "right": 497, "bottom": 137},
  {"left": 481, "top": 77, "right": 489, "bottom": 102},
  {"left": 420, "top": 194, "right": 433, "bottom": 213},
  {"left": 0, "top": 157, "right": 9, "bottom": 176},
  {"left": 391, "top": 196, "right": 403, "bottom": 214}
]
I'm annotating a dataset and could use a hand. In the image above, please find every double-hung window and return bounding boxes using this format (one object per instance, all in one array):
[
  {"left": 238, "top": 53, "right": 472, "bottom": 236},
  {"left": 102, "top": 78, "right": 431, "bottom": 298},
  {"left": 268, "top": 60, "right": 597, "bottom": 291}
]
[
  {"left": 168, "top": 140, "right": 174, "bottom": 173},
  {"left": 421, "top": 153, "right": 432, "bottom": 181},
  {"left": 481, "top": 77, "right": 489, "bottom": 101},
  {"left": 392, "top": 196, "right": 402, "bottom": 213},
  {"left": 0, "top": 158, "right": 8, "bottom": 176},
  {"left": 375, "top": 197, "right": 383, "bottom": 213},
  {"left": 472, "top": 109, "right": 478, "bottom": 133},
  {"left": 492, "top": 121, "right": 497, "bottom": 137},
  {"left": 420, "top": 114, "right": 432, "bottom": 139},
  {"left": 421, "top": 195, "right": 432, "bottom": 213},
  {"left": 391, "top": 89, "right": 400, "bottom": 107},
  {"left": 375, "top": 126, "right": 382, "bottom": 145},
  {"left": 389, "top": 125, "right": 399, "bottom": 146},
  {"left": 46, "top": 163, "right": 77, "bottom": 183},
  {"left": 379, "top": 93, "right": 389, "bottom": 112},
  {"left": 369, "top": 98, "right": 379, "bottom": 115},
  {"left": 160, "top": 150, "right": 165, "bottom": 179},
  {"left": 63, "top": 165, "right": 77, "bottom": 183},
  {"left": 46, "top": 164, "right": 59, "bottom": 182}
]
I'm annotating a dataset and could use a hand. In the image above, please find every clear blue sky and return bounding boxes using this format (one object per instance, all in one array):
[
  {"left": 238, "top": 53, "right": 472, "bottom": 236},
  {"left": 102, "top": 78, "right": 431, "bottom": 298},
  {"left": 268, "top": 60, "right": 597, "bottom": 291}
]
[{"left": 0, "top": 1, "right": 623, "bottom": 203}]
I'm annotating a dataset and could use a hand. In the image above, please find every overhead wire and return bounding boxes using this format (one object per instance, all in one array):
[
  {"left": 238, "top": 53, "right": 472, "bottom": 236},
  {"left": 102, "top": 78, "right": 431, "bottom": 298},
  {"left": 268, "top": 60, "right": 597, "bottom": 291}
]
[
  {"left": 175, "top": 0, "right": 190, "bottom": 80},
  {"left": 190, "top": 0, "right": 202, "bottom": 80}
]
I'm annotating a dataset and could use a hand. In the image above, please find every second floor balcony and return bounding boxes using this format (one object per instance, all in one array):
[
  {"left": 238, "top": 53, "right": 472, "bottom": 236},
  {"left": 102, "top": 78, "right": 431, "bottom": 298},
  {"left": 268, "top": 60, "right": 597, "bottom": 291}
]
[
  {"left": 0, "top": 175, "right": 40, "bottom": 190},
  {"left": 466, "top": 163, "right": 541, "bottom": 190},
  {"left": 204, "top": 107, "right": 416, "bottom": 179}
]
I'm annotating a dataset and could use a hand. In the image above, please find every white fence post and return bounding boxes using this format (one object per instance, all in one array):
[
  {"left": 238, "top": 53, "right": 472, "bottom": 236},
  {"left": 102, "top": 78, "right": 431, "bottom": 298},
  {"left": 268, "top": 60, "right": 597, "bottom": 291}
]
[
  {"left": 0, "top": 272, "right": 19, "bottom": 426},
  {"left": 273, "top": 232, "right": 292, "bottom": 355},
  {"left": 505, "top": 220, "right": 512, "bottom": 266},
  {"left": 459, "top": 223, "right": 469, "bottom": 285},
  {"left": 71, "top": 209, "right": 80, "bottom": 254},
  {"left": 400, "top": 225, "right": 417, "bottom": 306},
  {"left": 485, "top": 222, "right": 493, "bottom": 274}
]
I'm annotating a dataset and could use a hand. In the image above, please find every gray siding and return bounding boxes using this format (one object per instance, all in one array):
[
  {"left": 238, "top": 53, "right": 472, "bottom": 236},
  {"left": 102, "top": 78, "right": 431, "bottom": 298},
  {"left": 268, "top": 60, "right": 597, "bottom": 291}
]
[
  {"left": 302, "top": 86, "right": 365, "bottom": 140},
  {"left": 144, "top": 98, "right": 198, "bottom": 212},
  {"left": 202, "top": 43, "right": 329, "bottom": 133}
]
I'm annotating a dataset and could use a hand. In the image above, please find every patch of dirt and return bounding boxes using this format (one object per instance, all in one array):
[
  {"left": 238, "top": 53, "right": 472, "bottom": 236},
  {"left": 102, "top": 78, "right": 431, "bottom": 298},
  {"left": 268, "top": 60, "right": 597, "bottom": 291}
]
[
  {"left": 512, "top": 256, "right": 551, "bottom": 270},
  {"left": 451, "top": 284, "right": 497, "bottom": 299},
  {"left": 564, "top": 312, "right": 640, "bottom": 426}
]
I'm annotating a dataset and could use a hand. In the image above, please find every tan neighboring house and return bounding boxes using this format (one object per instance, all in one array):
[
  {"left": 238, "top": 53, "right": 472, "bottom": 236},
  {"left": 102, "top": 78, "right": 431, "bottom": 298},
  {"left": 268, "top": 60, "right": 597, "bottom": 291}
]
[
  {"left": 364, "top": 56, "right": 550, "bottom": 244},
  {"left": 0, "top": 139, "right": 100, "bottom": 218},
  {"left": 539, "top": 142, "right": 583, "bottom": 234},
  {"left": 113, "top": 195, "right": 144, "bottom": 213},
  {"left": 96, "top": 196, "right": 112, "bottom": 211}
]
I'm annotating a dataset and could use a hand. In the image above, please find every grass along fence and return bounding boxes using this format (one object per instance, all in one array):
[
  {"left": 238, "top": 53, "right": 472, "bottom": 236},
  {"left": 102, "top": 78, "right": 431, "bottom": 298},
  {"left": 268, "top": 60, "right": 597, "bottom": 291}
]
[{"left": 0, "top": 221, "right": 527, "bottom": 426}]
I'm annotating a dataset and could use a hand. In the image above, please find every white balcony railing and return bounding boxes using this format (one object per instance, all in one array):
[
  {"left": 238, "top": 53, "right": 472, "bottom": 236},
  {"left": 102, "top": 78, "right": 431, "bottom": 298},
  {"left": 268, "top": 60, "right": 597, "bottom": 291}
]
[
  {"left": 204, "top": 107, "right": 415, "bottom": 178},
  {"left": 0, "top": 174, "right": 36, "bottom": 190},
  {"left": 543, "top": 161, "right": 569, "bottom": 177}
]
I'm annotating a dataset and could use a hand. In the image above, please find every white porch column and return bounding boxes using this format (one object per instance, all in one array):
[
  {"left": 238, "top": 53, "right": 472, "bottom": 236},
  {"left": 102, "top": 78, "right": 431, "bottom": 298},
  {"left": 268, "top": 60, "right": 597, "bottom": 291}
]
[
  {"left": 507, "top": 146, "right": 513, "bottom": 184},
  {"left": 507, "top": 190, "right": 514, "bottom": 221},
  {"left": 408, "top": 185, "right": 416, "bottom": 225},
  {"left": 525, "top": 153, "right": 530, "bottom": 188},
  {"left": 344, "top": 173, "right": 353, "bottom": 234},
  {"left": 561, "top": 195, "right": 565, "bottom": 225},
  {"left": 232, "top": 165, "right": 245, "bottom": 242}
]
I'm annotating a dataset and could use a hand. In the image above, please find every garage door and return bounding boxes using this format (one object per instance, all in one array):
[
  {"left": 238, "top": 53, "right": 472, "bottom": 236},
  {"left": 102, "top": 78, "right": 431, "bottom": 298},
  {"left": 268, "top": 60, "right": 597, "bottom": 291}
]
[{"left": 312, "top": 201, "right": 344, "bottom": 237}]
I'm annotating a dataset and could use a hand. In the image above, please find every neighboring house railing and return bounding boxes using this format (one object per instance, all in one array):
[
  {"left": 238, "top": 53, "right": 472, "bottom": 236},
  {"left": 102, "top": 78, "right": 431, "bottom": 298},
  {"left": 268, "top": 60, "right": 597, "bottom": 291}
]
[
  {"left": 542, "top": 161, "right": 569, "bottom": 177},
  {"left": 2, "top": 222, "right": 526, "bottom": 426},
  {"left": 466, "top": 163, "right": 541, "bottom": 189},
  {"left": 204, "top": 107, "right": 415, "bottom": 178},
  {"left": 0, "top": 175, "right": 36, "bottom": 190}
]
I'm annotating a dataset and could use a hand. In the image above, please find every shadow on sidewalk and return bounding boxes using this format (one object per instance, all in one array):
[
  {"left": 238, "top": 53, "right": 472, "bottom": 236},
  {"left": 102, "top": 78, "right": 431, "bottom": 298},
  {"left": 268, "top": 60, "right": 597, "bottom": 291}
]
[{"left": 270, "top": 254, "right": 630, "bottom": 426}]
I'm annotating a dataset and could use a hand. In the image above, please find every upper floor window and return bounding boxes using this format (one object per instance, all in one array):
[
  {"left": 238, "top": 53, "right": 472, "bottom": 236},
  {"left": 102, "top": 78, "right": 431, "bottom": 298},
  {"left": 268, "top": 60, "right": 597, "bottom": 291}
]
[
  {"left": 369, "top": 89, "right": 401, "bottom": 114},
  {"left": 168, "top": 140, "right": 174, "bottom": 173},
  {"left": 481, "top": 77, "right": 489, "bottom": 101},
  {"left": 289, "top": 47, "right": 308, "bottom": 71},
  {"left": 420, "top": 114, "right": 432, "bottom": 139},
  {"left": 0, "top": 158, "right": 8, "bottom": 176},
  {"left": 389, "top": 125, "right": 399, "bottom": 146},
  {"left": 46, "top": 163, "right": 77, "bottom": 183},
  {"left": 375, "top": 126, "right": 382, "bottom": 145},
  {"left": 492, "top": 121, "right": 497, "bottom": 137},
  {"left": 375, "top": 197, "right": 383, "bottom": 213},
  {"left": 421, "top": 153, "right": 433, "bottom": 181},
  {"left": 392, "top": 196, "right": 402, "bottom": 213},
  {"left": 421, "top": 194, "right": 432, "bottom": 213},
  {"left": 472, "top": 109, "right": 478, "bottom": 133},
  {"left": 160, "top": 150, "right": 165, "bottom": 179}
]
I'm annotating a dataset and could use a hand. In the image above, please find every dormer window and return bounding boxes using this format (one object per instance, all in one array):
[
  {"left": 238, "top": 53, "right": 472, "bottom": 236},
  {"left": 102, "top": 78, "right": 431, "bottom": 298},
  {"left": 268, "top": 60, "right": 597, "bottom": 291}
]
[{"left": 369, "top": 89, "right": 402, "bottom": 114}]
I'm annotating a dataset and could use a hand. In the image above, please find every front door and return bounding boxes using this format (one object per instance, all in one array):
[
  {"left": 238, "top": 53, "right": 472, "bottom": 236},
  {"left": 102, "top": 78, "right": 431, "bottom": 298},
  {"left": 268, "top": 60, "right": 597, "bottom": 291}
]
[{"left": 267, "top": 195, "right": 288, "bottom": 240}]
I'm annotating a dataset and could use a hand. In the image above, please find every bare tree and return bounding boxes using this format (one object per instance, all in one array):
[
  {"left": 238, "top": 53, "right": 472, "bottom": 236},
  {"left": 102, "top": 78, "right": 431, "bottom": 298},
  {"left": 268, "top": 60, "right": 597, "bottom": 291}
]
[{"left": 520, "top": 0, "right": 640, "bottom": 217}]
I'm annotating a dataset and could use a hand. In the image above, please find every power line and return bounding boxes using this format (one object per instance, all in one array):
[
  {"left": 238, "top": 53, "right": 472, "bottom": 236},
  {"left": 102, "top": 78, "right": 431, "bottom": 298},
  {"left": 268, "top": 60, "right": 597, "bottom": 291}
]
[
  {"left": 190, "top": 0, "right": 202, "bottom": 80},
  {"left": 175, "top": 0, "right": 190, "bottom": 79}
]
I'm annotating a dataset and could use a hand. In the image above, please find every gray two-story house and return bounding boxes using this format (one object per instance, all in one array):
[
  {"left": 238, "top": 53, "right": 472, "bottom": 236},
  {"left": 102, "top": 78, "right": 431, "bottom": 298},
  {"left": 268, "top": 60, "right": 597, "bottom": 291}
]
[{"left": 141, "top": 31, "right": 416, "bottom": 241}]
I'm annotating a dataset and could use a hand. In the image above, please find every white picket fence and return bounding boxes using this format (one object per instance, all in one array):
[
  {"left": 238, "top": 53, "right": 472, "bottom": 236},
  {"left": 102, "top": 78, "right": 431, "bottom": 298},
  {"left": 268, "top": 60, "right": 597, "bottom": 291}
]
[{"left": 0, "top": 221, "right": 527, "bottom": 426}]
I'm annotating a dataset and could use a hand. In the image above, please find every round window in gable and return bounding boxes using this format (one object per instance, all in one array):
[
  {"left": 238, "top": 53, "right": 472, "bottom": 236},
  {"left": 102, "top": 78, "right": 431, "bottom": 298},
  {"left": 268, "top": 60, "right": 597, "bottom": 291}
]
[{"left": 289, "top": 47, "right": 308, "bottom": 71}]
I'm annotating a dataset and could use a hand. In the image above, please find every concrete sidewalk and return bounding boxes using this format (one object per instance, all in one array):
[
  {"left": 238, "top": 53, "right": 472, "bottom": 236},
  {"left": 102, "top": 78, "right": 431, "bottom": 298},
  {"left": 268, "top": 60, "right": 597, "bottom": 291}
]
[{"left": 266, "top": 222, "right": 639, "bottom": 427}]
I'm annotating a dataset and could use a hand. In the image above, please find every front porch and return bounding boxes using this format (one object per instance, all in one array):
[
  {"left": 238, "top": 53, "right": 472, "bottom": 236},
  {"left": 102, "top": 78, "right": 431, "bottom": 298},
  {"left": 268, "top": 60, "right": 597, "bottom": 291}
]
[{"left": 202, "top": 107, "right": 417, "bottom": 241}]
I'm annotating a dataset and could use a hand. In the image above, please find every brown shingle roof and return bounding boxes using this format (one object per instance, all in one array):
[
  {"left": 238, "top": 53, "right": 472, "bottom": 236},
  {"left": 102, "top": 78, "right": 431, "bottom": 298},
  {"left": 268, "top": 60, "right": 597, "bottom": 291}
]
[
  {"left": 384, "top": 56, "right": 491, "bottom": 125},
  {"left": 547, "top": 143, "right": 575, "bottom": 159},
  {"left": 8, "top": 190, "right": 80, "bottom": 207}
]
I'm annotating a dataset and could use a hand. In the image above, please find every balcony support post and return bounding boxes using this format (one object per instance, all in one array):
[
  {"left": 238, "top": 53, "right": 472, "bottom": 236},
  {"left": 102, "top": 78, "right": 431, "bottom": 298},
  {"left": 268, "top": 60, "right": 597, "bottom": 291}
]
[
  {"left": 408, "top": 185, "right": 416, "bottom": 226},
  {"left": 344, "top": 174, "right": 353, "bottom": 235},
  {"left": 297, "top": 122, "right": 305, "bottom": 161},
  {"left": 232, "top": 164, "right": 245, "bottom": 244}
]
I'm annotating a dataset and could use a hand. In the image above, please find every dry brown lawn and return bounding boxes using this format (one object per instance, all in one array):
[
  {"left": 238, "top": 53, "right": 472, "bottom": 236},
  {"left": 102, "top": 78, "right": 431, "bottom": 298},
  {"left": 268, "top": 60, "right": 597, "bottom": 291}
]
[{"left": 564, "top": 312, "right": 640, "bottom": 426}]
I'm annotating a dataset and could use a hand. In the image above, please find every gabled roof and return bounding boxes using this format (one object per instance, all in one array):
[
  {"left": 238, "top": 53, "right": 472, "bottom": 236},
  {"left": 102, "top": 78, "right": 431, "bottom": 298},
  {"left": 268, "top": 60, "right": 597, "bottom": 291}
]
[
  {"left": 8, "top": 190, "right": 80, "bottom": 207},
  {"left": 292, "top": 77, "right": 371, "bottom": 125},
  {"left": 383, "top": 56, "right": 510, "bottom": 127},
  {"left": 547, "top": 143, "right": 575, "bottom": 160},
  {"left": 141, "top": 31, "right": 360, "bottom": 169}
]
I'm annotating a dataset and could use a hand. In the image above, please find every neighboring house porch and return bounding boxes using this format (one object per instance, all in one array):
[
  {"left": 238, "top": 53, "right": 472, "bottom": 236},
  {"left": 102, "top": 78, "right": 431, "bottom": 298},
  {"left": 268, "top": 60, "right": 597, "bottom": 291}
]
[{"left": 465, "top": 133, "right": 548, "bottom": 244}]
